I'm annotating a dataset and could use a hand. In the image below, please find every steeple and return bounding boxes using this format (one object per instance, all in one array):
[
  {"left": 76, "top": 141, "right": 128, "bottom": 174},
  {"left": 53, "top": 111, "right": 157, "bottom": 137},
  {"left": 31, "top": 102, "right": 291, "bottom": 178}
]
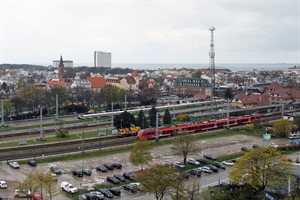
[{"left": 59, "top": 55, "right": 63, "bottom": 65}]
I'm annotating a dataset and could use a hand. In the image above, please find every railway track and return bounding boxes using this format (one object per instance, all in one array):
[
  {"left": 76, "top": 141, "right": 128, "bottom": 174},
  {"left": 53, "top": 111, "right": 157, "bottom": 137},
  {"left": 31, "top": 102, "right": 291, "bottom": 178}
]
[{"left": 0, "top": 112, "right": 293, "bottom": 161}]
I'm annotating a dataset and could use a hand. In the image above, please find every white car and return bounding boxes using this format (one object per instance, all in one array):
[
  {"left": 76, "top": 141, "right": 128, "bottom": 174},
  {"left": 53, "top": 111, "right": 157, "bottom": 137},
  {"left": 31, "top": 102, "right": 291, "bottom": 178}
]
[
  {"left": 187, "top": 158, "right": 200, "bottom": 165},
  {"left": 173, "top": 161, "right": 185, "bottom": 169},
  {"left": 60, "top": 182, "right": 78, "bottom": 193},
  {"left": 129, "top": 182, "right": 145, "bottom": 191},
  {"left": 198, "top": 166, "right": 212, "bottom": 173},
  {"left": 9, "top": 161, "right": 20, "bottom": 169},
  {"left": 222, "top": 160, "right": 234, "bottom": 166},
  {"left": 14, "top": 189, "right": 31, "bottom": 198},
  {"left": 0, "top": 181, "right": 7, "bottom": 189},
  {"left": 269, "top": 143, "right": 279, "bottom": 148}
]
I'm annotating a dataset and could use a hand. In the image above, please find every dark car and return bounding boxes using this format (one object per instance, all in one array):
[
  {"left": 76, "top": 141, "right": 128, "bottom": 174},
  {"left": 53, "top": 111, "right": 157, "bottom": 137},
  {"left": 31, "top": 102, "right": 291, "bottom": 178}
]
[
  {"left": 104, "top": 163, "right": 114, "bottom": 170},
  {"left": 212, "top": 162, "right": 226, "bottom": 170},
  {"left": 203, "top": 154, "right": 217, "bottom": 160},
  {"left": 207, "top": 165, "right": 219, "bottom": 172},
  {"left": 108, "top": 187, "right": 121, "bottom": 196},
  {"left": 231, "top": 158, "right": 239, "bottom": 163},
  {"left": 241, "top": 146, "right": 250, "bottom": 152},
  {"left": 72, "top": 170, "right": 83, "bottom": 177},
  {"left": 113, "top": 174, "right": 126, "bottom": 182},
  {"left": 82, "top": 168, "right": 92, "bottom": 176},
  {"left": 28, "top": 159, "right": 37, "bottom": 167},
  {"left": 106, "top": 176, "right": 120, "bottom": 184},
  {"left": 189, "top": 169, "right": 202, "bottom": 177},
  {"left": 50, "top": 166, "right": 62, "bottom": 174},
  {"left": 196, "top": 158, "right": 209, "bottom": 164},
  {"left": 99, "top": 189, "right": 113, "bottom": 198},
  {"left": 96, "top": 165, "right": 108, "bottom": 172},
  {"left": 123, "top": 172, "right": 134, "bottom": 180},
  {"left": 112, "top": 163, "right": 122, "bottom": 169},
  {"left": 122, "top": 184, "right": 138, "bottom": 193},
  {"left": 253, "top": 144, "right": 260, "bottom": 148}
]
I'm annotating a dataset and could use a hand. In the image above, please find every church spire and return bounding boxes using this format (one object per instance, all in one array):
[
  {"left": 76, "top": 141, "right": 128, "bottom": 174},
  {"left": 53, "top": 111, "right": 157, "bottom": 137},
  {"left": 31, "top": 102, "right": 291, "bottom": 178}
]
[{"left": 59, "top": 55, "right": 63, "bottom": 65}]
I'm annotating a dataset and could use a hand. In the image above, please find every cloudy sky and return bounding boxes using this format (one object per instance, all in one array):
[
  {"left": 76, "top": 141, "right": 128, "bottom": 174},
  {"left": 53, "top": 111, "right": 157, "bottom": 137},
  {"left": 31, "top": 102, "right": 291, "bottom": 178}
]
[{"left": 0, "top": 0, "right": 299, "bottom": 65}]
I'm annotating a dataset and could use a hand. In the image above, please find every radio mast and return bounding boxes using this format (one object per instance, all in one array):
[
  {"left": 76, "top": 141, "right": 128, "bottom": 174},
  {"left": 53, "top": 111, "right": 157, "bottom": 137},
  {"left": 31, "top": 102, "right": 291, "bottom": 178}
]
[{"left": 209, "top": 26, "right": 216, "bottom": 100}]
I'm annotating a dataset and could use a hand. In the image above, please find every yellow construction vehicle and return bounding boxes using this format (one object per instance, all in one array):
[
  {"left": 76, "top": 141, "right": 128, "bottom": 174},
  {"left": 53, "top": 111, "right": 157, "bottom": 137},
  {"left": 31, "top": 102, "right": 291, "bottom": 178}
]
[{"left": 117, "top": 126, "right": 141, "bottom": 137}]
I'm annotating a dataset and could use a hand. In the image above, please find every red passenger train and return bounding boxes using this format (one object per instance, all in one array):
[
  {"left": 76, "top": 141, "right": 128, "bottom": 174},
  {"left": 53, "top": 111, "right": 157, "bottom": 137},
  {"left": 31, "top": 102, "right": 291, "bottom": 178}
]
[{"left": 136, "top": 114, "right": 262, "bottom": 139}]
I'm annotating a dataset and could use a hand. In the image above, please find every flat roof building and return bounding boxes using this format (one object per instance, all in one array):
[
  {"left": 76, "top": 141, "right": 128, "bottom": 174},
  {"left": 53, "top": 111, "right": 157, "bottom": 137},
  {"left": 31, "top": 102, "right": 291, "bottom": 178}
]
[{"left": 94, "top": 51, "right": 111, "bottom": 68}]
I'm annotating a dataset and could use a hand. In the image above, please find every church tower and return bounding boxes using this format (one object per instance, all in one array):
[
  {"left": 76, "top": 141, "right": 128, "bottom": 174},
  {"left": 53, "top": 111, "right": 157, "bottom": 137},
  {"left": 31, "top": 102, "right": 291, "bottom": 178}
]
[{"left": 58, "top": 55, "right": 64, "bottom": 82}]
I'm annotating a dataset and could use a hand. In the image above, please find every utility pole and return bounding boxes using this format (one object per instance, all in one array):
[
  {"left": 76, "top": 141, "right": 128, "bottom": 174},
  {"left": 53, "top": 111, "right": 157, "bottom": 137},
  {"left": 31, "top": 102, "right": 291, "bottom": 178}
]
[
  {"left": 55, "top": 94, "right": 58, "bottom": 122},
  {"left": 39, "top": 107, "right": 44, "bottom": 140},
  {"left": 155, "top": 112, "right": 159, "bottom": 142},
  {"left": 281, "top": 103, "right": 285, "bottom": 119},
  {"left": 1, "top": 100, "right": 4, "bottom": 127},
  {"left": 111, "top": 102, "right": 114, "bottom": 128},
  {"left": 124, "top": 94, "right": 127, "bottom": 111},
  {"left": 227, "top": 99, "right": 230, "bottom": 129}
]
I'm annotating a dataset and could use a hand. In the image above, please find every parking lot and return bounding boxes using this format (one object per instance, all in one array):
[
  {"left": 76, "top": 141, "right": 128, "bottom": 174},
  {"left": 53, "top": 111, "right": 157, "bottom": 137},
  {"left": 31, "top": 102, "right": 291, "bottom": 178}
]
[{"left": 0, "top": 135, "right": 289, "bottom": 199}]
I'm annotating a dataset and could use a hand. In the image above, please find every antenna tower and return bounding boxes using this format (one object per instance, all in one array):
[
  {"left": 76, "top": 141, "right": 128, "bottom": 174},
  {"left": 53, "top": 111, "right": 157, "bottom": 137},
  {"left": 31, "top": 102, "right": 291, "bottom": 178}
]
[{"left": 209, "top": 26, "right": 216, "bottom": 99}]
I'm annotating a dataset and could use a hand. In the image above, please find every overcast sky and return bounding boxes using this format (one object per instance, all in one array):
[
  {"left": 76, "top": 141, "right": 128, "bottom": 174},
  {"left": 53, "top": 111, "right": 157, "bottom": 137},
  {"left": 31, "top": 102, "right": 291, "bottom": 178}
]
[{"left": 0, "top": 0, "right": 299, "bottom": 65}]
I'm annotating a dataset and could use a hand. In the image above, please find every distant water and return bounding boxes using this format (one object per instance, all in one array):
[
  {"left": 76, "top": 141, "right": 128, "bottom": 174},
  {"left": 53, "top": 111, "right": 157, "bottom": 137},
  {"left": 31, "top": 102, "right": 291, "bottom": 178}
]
[{"left": 37, "top": 63, "right": 299, "bottom": 72}]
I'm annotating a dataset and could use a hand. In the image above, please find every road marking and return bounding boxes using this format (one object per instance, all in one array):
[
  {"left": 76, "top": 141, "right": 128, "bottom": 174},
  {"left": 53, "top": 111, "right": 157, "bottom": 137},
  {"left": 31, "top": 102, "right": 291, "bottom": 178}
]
[
  {"left": 200, "top": 178, "right": 230, "bottom": 188},
  {"left": 205, "top": 177, "right": 214, "bottom": 180}
]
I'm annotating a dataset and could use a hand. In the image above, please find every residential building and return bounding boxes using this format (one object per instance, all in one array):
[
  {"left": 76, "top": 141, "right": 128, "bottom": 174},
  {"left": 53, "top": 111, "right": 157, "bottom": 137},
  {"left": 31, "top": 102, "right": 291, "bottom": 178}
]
[
  {"left": 175, "top": 77, "right": 211, "bottom": 98},
  {"left": 86, "top": 76, "right": 106, "bottom": 92}
]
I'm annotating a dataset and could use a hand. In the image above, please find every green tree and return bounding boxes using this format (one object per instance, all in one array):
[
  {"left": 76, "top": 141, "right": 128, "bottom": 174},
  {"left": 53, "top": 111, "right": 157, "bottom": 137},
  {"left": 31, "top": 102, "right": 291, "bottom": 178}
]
[
  {"left": 18, "top": 85, "right": 45, "bottom": 112},
  {"left": 224, "top": 88, "right": 234, "bottom": 100},
  {"left": 135, "top": 164, "right": 182, "bottom": 200},
  {"left": 176, "top": 113, "right": 190, "bottom": 122},
  {"left": 15, "top": 172, "right": 38, "bottom": 200},
  {"left": 171, "top": 132, "right": 200, "bottom": 165},
  {"left": 137, "top": 110, "right": 148, "bottom": 129},
  {"left": 229, "top": 146, "right": 293, "bottom": 192},
  {"left": 100, "top": 85, "right": 125, "bottom": 105},
  {"left": 294, "top": 116, "right": 300, "bottom": 130},
  {"left": 43, "top": 172, "right": 56, "bottom": 200},
  {"left": 114, "top": 111, "right": 136, "bottom": 129},
  {"left": 129, "top": 139, "right": 153, "bottom": 170},
  {"left": 56, "top": 126, "right": 69, "bottom": 138},
  {"left": 191, "top": 71, "right": 202, "bottom": 78},
  {"left": 273, "top": 119, "right": 293, "bottom": 137},
  {"left": 149, "top": 105, "right": 158, "bottom": 127},
  {"left": 163, "top": 109, "right": 172, "bottom": 125}
]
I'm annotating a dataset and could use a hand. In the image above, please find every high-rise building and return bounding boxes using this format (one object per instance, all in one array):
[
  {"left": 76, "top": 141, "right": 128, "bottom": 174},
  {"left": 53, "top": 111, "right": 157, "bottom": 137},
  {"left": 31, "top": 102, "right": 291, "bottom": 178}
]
[{"left": 94, "top": 51, "right": 111, "bottom": 68}]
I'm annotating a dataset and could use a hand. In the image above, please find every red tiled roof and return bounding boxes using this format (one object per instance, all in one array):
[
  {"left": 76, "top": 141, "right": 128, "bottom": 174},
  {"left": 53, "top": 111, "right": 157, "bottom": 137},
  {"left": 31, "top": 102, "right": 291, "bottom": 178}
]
[
  {"left": 47, "top": 81, "right": 65, "bottom": 87},
  {"left": 193, "top": 93, "right": 209, "bottom": 100},
  {"left": 268, "top": 82, "right": 281, "bottom": 90},
  {"left": 126, "top": 76, "right": 136, "bottom": 84},
  {"left": 87, "top": 77, "right": 106, "bottom": 88}
]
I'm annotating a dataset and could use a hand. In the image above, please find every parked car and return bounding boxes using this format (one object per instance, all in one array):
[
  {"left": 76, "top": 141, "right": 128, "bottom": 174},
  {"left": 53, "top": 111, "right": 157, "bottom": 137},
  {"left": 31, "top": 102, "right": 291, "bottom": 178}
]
[
  {"left": 291, "top": 140, "right": 300, "bottom": 145},
  {"left": 173, "top": 161, "right": 185, "bottom": 168},
  {"left": 106, "top": 176, "right": 120, "bottom": 184},
  {"left": 99, "top": 188, "right": 113, "bottom": 198},
  {"left": 188, "top": 169, "right": 202, "bottom": 177},
  {"left": 49, "top": 173, "right": 58, "bottom": 181},
  {"left": 32, "top": 194, "right": 44, "bottom": 200},
  {"left": 96, "top": 165, "right": 108, "bottom": 172},
  {"left": 241, "top": 146, "right": 249, "bottom": 152},
  {"left": 82, "top": 168, "right": 92, "bottom": 176},
  {"left": 129, "top": 182, "right": 145, "bottom": 191},
  {"left": 207, "top": 165, "right": 219, "bottom": 172},
  {"left": 269, "top": 143, "right": 279, "bottom": 148},
  {"left": 28, "top": 159, "right": 37, "bottom": 167},
  {"left": 104, "top": 163, "right": 114, "bottom": 170},
  {"left": 231, "top": 158, "right": 239, "bottom": 163},
  {"left": 252, "top": 144, "right": 260, "bottom": 148},
  {"left": 60, "top": 181, "right": 78, "bottom": 193},
  {"left": 196, "top": 158, "right": 209, "bottom": 164},
  {"left": 222, "top": 160, "right": 234, "bottom": 166},
  {"left": 112, "top": 163, "right": 122, "bottom": 169},
  {"left": 187, "top": 158, "right": 200, "bottom": 165},
  {"left": 0, "top": 194, "right": 10, "bottom": 200},
  {"left": 203, "top": 154, "right": 217, "bottom": 160},
  {"left": 109, "top": 187, "right": 121, "bottom": 196},
  {"left": 72, "top": 170, "right": 83, "bottom": 177},
  {"left": 50, "top": 166, "right": 62, "bottom": 174},
  {"left": 123, "top": 172, "right": 134, "bottom": 180},
  {"left": 14, "top": 189, "right": 31, "bottom": 198},
  {"left": 9, "top": 161, "right": 20, "bottom": 169},
  {"left": 0, "top": 181, "right": 7, "bottom": 189},
  {"left": 212, "top": 162, "right": 226, "bottom": 169},
  {"left": 198, "top": 166, "right": 212, "bottom": 173},
  {"left": 122, "top": 184, "right": 138, "bottom": 193},
  {"left": 87, "top": 191, "right": 105, "bottom": 200},
  {"left": 113, "top": 174, "right": 126, "bottom": 182}
]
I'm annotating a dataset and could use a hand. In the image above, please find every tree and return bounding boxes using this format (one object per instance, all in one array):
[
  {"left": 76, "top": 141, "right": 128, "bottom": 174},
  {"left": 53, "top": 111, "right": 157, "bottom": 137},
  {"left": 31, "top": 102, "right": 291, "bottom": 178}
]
[
  {"left": 15, "top": 172, "right": 38, "bottom": 200},
  {"left": 229, "top": 146, "right": 293, "bottom": 192},
  {"left": 56, "top": 126, "right": 69, "bottom": 138},
  {"left": 224, "top": 88, "right": 234, "bottom": 100},
  {"left": 273, "top": 119, "right": 293, "bottom": 137},
  {"left": 171, "top": 132, "right": 200, "bottom": 165},
  {"left": 129, "top": 139, "right": 153, "bottom": 170},
  {"left": 114, "top": 111, "right": 136, "bottom": 129},
  {"left": 43, "top": 172, "right": 56, "bottom": 200},
  {"left": 136, "top": 110, "right": 148, "bottom": 129},
  {"left": 191, "top": 71, "right": 202, "bottom": 78},
  {"left": 163, "top": 109, "right": 172, "bottom": 125},
  {"left": 135, "top": 164, "right": 182, "bottom": 200},
  {"left": 149, "top": 105, "right": 158, "bottom": 127},
  {"left": 176, "top": 113, "right": 190, "bottom": 122},
  {"left": 294, "top": 116, "right": 300, "bottom": 130}
]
